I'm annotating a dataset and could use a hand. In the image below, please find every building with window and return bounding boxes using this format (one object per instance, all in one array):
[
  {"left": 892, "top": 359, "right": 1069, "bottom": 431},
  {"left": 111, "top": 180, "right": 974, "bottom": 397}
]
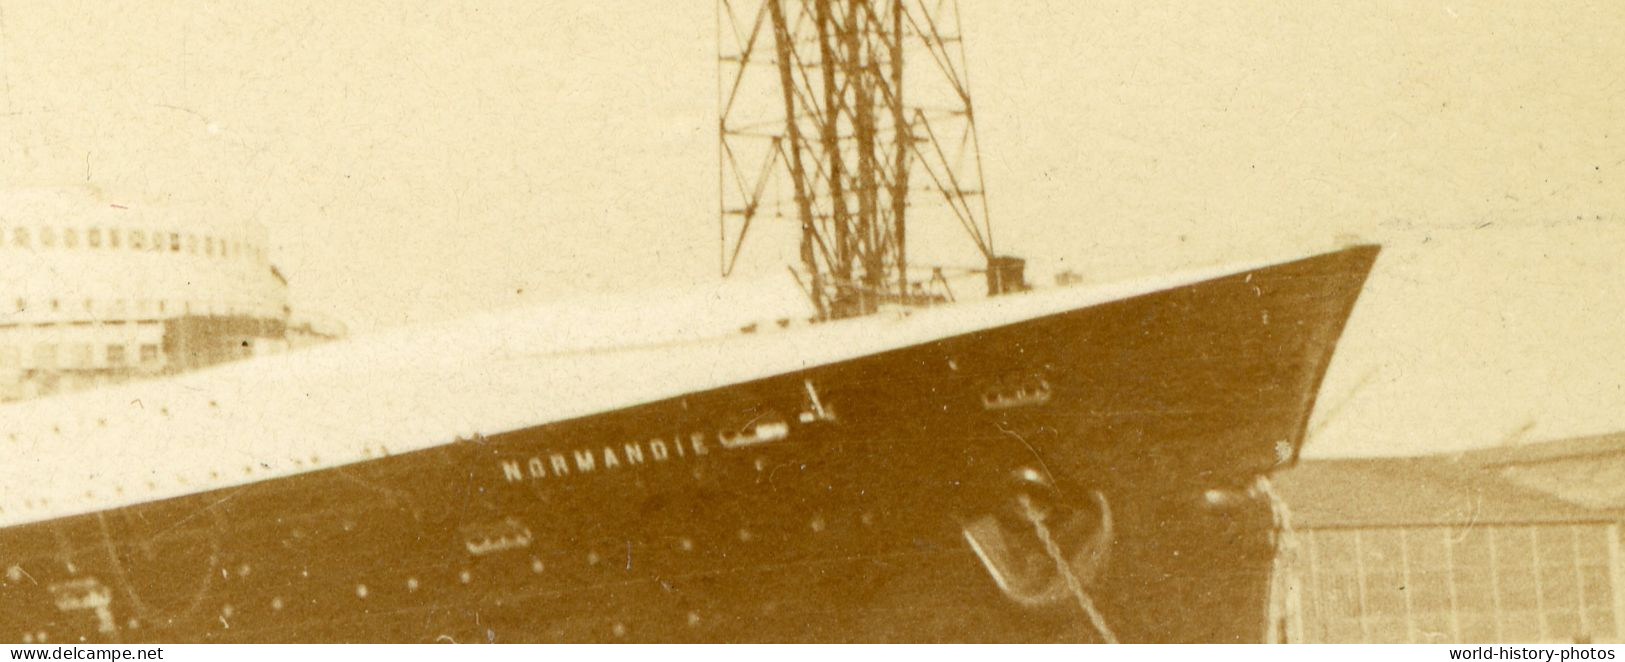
[
  {"left": 0, "top": 187, "right": 344, "bottom": 401},
  {"left": 1274, "top": 437, "right": 1625, "bottom": 644}
]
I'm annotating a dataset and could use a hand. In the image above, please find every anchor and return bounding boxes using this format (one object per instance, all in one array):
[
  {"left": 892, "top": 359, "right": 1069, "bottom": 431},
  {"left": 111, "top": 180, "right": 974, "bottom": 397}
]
[{"left": 961, "top": 466, "right": 1118, "bottom": 642}]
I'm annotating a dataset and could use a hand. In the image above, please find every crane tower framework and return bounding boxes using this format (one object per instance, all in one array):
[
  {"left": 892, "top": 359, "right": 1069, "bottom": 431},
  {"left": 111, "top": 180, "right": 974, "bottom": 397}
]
[{"left": 717, "top": 0, "right": 1017, "bottom": 320}]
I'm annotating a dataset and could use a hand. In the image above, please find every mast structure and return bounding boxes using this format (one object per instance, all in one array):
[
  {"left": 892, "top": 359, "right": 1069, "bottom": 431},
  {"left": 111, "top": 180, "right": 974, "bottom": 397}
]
[{"left": 718, "top": 0, "right": 1013, "bottom": 320}]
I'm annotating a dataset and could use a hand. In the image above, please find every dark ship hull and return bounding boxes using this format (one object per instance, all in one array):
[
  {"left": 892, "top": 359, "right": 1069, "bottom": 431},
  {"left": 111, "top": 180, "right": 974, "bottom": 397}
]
[{"left": 0, "top": 245, "right": 1377, "bottom": 643}]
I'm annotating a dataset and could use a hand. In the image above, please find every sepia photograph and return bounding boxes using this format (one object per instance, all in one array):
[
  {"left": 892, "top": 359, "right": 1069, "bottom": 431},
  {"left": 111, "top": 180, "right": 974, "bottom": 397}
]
[{"left": 0, "top": 0, "right": 1621, "bottom": 648}]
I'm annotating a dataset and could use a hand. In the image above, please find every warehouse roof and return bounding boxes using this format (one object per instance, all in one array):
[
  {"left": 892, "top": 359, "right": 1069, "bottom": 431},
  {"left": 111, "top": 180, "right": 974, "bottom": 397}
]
[
  {"left": 1455, "top": 432, "right": 1625, "bottom": 512},
  {"left": 1459, "top": 431, "right": 1625, "bottom": 466},
  {"left": 1273, "top": 454, "right": 1616, "bottom": 528}
]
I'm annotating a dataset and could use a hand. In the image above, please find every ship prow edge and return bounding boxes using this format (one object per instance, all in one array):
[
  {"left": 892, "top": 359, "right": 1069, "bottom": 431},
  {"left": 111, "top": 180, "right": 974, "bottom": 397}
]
[{"left": 954, "top": 242, "right": 1380, "bottom": 643}]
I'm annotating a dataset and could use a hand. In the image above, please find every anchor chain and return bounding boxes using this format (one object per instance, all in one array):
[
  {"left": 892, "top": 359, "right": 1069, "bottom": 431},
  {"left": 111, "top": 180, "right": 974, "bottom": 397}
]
[
  {"left": 1257, "top": 475, "right": 1299, "bottom": 644},
  {"left": 1017, "top": 493, "right": 1119, "bottom": 644}
]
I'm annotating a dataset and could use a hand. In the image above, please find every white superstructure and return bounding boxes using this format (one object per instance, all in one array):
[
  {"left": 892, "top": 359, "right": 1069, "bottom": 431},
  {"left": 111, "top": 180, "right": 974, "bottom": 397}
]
[{"left": 0, "top": 187, "right": 340, "bottom": 401}]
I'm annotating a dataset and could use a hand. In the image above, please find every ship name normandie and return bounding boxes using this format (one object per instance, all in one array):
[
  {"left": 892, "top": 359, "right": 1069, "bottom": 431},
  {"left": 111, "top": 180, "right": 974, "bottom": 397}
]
[
  {"left": 499, "top": 381, "right": 837, "bottom": 484},
  {"left": 497, "top": 417, "right": 814, "bottom": 484}
]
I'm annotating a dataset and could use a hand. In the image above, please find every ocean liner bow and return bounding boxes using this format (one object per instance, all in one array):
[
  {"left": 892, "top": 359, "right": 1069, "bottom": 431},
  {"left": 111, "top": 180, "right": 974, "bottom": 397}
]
[{"left": 0, "top": 0, "right": 1379, "bottom": 643}]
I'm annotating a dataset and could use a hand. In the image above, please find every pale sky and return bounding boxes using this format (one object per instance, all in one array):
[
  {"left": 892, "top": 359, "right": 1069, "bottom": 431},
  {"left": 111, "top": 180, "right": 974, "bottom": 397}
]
[{"left": 1, "top": 1, "right": 1621, "bottom": 457}]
